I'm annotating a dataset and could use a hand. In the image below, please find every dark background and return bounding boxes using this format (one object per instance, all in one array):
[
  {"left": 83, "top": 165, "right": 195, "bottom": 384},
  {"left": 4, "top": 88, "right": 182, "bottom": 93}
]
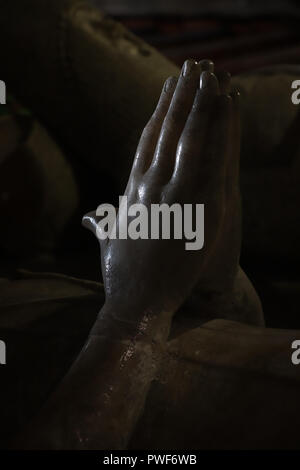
[{"left": 93, "top": 0, "right": 300, "bottom": 73}]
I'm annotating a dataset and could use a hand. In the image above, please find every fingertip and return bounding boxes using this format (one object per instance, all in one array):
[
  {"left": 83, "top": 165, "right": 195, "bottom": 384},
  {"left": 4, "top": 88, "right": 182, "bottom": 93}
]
[
  {"left": 199, "top": 71, "right": 220, "bottom": 94},
  {"left": 181, "top": 59, "right": 199, "bottom": 77},
  {"left": 153, "top": 76, "right": 177, "bottom": 118},
  {"left": 82, "top": 211, "right": 98, "bottom": 235},
  {"left": 164, "top": 76, "right": 177, "bottom": 93},
  {"left": 199, "top": 59, "right": 214, "bottom": 72}
]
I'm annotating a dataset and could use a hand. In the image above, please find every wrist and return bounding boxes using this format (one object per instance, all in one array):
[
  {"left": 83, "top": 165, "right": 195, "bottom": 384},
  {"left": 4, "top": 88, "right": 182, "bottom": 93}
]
[
  {"left": 90, "top": 300, "right": 172, "bottom": 343},
  {"left": 189, "top": 267, "right": 264, "bottom": 327}
]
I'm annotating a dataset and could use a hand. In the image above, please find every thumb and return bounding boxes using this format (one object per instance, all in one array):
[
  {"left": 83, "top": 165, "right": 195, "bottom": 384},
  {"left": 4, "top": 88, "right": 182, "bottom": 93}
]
[
  {"left": 82, "top": 206, "right": 117, "bottom": 242},
  {"left": 82, "top": 210, "right": 102, "bottom": 238}
]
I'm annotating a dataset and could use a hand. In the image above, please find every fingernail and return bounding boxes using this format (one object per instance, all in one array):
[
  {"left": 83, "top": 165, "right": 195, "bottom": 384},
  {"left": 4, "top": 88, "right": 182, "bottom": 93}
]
[
  {"left": 182, "top": 59, "right": 197, "bottom": 77},
  {"left": 200, "top": 71, "right": 214, "bottom": 89},
  {"left": 164, "top": 76, "right": 176, "bottom": 92}
]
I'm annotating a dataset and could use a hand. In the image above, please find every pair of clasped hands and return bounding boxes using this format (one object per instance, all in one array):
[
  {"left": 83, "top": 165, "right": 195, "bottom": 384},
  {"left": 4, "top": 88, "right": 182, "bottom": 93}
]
[{"left": 83, "top": 59, "right": 243, "bottom": 337}]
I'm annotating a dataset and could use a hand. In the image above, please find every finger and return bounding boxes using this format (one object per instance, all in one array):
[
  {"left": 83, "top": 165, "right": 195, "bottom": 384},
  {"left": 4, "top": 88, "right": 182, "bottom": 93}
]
[
  {"left": 172, "top": 71, "right": 221, "bottom": 183},
  {"left": 199, "top": 70, "right": 220, "bottom": 95},
  {"left": 216, "top": 70, "right": 231, "bottom": 95},
  {"left": 172, "top": 87, "right": 216, "bottom": 182},
  {"left": 199, "top": 59, "right": 214, "bottom": 72},
  {"left": 131, "top": 76, "right": 177, "bottom": 175},
  {"left": 82, "top": 210, "right": 100, "bottom": 236},
  {"left": 149, "top": 59, "right": 202, "bottom": 182}
]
